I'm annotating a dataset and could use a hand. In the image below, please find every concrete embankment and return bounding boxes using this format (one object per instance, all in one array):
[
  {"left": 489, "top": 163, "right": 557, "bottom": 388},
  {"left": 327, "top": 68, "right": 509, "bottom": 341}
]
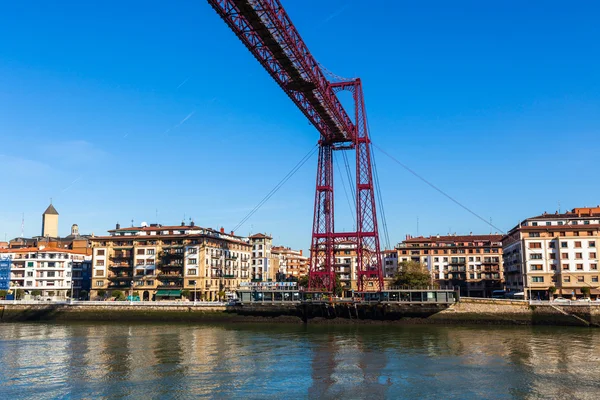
[{"left": 1, "top": 299, "right": 599, "bottom": 327}]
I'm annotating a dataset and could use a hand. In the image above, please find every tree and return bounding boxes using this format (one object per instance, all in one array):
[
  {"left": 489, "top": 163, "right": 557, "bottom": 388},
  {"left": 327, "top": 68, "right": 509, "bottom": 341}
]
[
  {"left": 31, "top": 289, "right": 42, "bottom": 297},
  {"left": 15, "top": 289, "right": 25, "bottom": 300},
  {"left": 298, "top": 275, "right": 309, "bottom": 289},
  {"left": 0, "top": 290, "right": 7, "bottom": 299},
  {"left": 112, "top": 290, "right": 125, "bottom": 301},
  {"left": 181, "top": 289, "right": 191, "bottom": 299},
  {"left": 47, "top": 291, "right": 55, "bottom": 297},
  {"left": 393, "top": 261, "right": 432, "bottom": 289},
  {"left": 581, "top": 286, "right": 591, "bottom": 298},
  {"left": 333, "top": 273, "right": 343, "bottom": 297},
  {"left": 548, "top": 286, "right": 557, "bottom": 299},
  {"left": 79, "top": 290, "right": 88, "bottom": 300},
  {"left": 217, "top": 291, "right": 226, "bottom": 301},
  {"left": 97, "top": 289, "right": 106, "bottom": 298}
]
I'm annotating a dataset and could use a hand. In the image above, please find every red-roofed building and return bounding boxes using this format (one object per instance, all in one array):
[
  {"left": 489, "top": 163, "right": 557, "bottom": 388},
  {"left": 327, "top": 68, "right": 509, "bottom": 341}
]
[{"left": 397, "top": 233, "right": 504, "bottom": 297}]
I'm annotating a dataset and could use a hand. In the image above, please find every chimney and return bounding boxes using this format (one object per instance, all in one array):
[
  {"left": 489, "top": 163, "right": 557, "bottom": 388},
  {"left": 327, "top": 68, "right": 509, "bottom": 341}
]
[
  {"left": 220, "top": 227, "right": 225, "bottom": 233},
  {"left": 230, "top": 231, "right": 234, "bottom": 236},
  {"left": 190, "top": 221, "right": 195, "bottom": 227},
  {"left": 116, "top": 223, "right": 121, "bottom": 229},
  {"left": 181, "top": 221, "right": 185, "bottom": 227},
  {"left": 470, "top": 232, "right": 473, "bottom": 236},
  {"left": 299, "top": 249, "right": 303, "bottom": 256}
]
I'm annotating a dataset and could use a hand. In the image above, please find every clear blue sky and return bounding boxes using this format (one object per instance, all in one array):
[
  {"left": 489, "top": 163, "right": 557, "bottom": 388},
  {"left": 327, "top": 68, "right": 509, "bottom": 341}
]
[{"left": 1, "top": 0, "right": 598, "bottom": 250}]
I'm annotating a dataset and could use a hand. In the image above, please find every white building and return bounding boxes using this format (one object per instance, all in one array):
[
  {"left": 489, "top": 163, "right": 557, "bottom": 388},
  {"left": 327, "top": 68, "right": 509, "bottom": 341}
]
[
  {"left": 0, "top": 246, "right": 91, "bottom": 298},
  {"left": 249, "top": 233, "right": 273, "bottom": 281},
  {"left": 503, "top": 207, "right": 600, "bottom": 300}
]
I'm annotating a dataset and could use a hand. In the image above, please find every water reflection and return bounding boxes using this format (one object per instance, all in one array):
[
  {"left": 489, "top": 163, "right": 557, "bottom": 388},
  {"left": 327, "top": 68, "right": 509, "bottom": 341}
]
[{"left": 0, "top": 323, "right": 599, "bottom": 399}]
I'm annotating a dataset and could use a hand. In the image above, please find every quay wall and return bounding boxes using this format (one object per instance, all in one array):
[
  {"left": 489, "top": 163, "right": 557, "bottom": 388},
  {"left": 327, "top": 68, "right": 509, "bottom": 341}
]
[{"left": 1, "top": 299, "right": 600, "bottom": 327}]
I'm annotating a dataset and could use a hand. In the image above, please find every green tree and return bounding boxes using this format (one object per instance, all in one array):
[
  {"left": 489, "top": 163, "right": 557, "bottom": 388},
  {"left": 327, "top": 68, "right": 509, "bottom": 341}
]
[
  {"left": 393, "top": 261, "right": 432, "bottom": 289},
  {"left": 15, "top": 289, "right": 25, "bottom": 299},
  {"left": 47, "top": 291, "right": 55, "bottom": 297},
  {"left": 31, "top": 289, "right": 42, "bottom": 297},
  {"left": 112, "top": 290, "right": 125, "bottom": 301},
  {"left": 181, "top": 289, "right": 191, "bottom": 299},
  {"left": 79, "top": 290, "right": 88, "bottom": 300},
  {"left": 217, "top": 291, "right": 226, "bottom": 301},
  {"left": 97, "top": 289, "right": 106, "bottom": 298},
  {"left": 0, "top": 290, "right": 7, "bottom": 299},
  {"left": 548, "top": 286, "right": 557, "bottom": 298},
  {"left": 333, "top": 274, "right": 343, "bottom": 297},
  {"left": 298, "top": 275, "right": 309, "bottom": 289},
  {"left": 581, "top": 286, "right": 591, "bottom": 298}
]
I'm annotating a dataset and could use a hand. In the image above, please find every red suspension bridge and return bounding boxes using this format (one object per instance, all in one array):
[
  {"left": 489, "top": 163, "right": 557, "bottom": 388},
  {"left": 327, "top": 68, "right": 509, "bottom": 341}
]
[{"left": 207, "top": 0, "right": 384, "bottom": 293}]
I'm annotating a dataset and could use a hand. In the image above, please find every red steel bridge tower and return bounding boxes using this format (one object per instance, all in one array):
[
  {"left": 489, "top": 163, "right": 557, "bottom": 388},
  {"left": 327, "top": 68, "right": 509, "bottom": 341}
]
[{"left": 207, "top": 0, "right": 384, "bottom": 292}]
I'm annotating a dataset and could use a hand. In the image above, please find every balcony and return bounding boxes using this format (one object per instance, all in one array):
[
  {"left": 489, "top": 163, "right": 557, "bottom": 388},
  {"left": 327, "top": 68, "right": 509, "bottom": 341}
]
[
  {"left": 109, "top": 263, "right": 132, "bottom": 269},
  {"left": 108, "top": 276, "right": 133, "bottom": 282},
  {"left": 158, "top": 274, "right": 183, "bottom": 280}
]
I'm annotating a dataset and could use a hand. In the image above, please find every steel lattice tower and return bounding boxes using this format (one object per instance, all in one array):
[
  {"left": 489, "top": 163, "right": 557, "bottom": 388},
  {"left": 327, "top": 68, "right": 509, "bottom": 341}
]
[{"left": 207, "top": 0, "right": 384, "bottom": 292}]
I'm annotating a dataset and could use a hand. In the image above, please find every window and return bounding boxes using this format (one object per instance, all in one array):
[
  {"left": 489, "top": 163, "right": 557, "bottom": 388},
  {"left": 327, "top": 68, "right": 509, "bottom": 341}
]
[
  {"left": 549, "top": 253, "right": 556, "bottom": 260},
  {"left": 95, "top": 280, "right": 104, "bottom": 287},
  {"left": 95, "top": 270, "right": 104, "bottom": 276},
  {"left": 529, "top": 242, "right": 542, "bottom": 249},
  {"left": 592, "top": 263, "right": 598, "bottom": 270},
  {"left": 577, "top": 276, "right": 584, "bottom": 282},
  {"left": 561, "top": 253, "right": 569, "bottom": 259},
  {"left": 47, "top": 271, "right": 55, "bottom": 277},
  {"left": 530, "top": 254, "right": 542, "bottom": 260},
  {"left": 593, "top": 276, "right": 599, "bottom": 283},
  {"left": 546, "top": 222, "right": 551, "bottom": 226},
  {"left": 561, "top": 242, "right": 568, "bottom": 248},
  {"left": 531, "top": 276, "right": 544, "bottom": 283},
  {"left": 575, "top": 241, "right": 582, "bottom": 248},
  {"left": 146, "top": 280, "right": 154, "bottom": 285},
  {"left": 587, "top": 231, "right": 594, "bottom": 236},
  {"left": 584, "top": 221, "right": 590, "bottom": 225},
  {"left": 97, "top": 250, "right": 105, "bottom": 256},
  {"left": 572, "top": 221, "right": 579, "bottom": 225},
  {"left": 529, "top": 232, "right": 540, "bottom": 238},
  {"left": 147, "top": 249, "right": 155, "bottom": 255},
  {"left": 589, "top": 241, "right": 596, "bottom": 248},
  {"left": 549, "top": 242, "right": 556, "bottom": 249},
  {"left": 560, "top": 232, "right": 566, "bottom": 237},
  {"left": 27, "top": 262, "right": 34, "bottom": 267},
  {"left": 530, "top": 265, "right": 543, "bottom": 271},
  {"left": 562, "top": 264, "right": 569, "bottom": 270},
  {"left": 574, "top": 232, "right": 580, "bottom": 237},
  {"left": 96, "top": 260, "right": 104, "bottom": 266},
  {"left": 575, "top": 253, "right": 583, "bottom": 259},
  {"left": 136, "top": 259, "right": 145, "bottom": 266},
  {"left": 564, "top": 276, "right": 571, "bottom": 283},
  {"left": 187, "top": 269, "right": 197, "bottom": 275},
  {"left": 188, "top": 258, "right": 197, "bottom": 265},
  {"left": 532, "top": 222, "right": 538, "bottom": 226},
  {"left": 591, "top": 252, "right": 597, "bottom": 259},
  {"left": 558, "top": 222, "right": 564, "bottom": 226},
  {"left": 137, "top": 249, "right": 145, "bottom": 255},
  {"left": 27, "top": 271, "right": 33, "bottom": 277},
  {"left": 576, "top": 264, "right": 583, "bottom": 270},
  {"left": 187, "top": 248, "right": 196, "bottom": 254}
]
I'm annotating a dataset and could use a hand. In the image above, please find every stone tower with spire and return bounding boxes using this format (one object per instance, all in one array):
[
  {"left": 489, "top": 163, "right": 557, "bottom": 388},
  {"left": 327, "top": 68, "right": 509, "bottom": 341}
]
[{"left": 42, "top": 202, "right": 59, "bottom": 238}]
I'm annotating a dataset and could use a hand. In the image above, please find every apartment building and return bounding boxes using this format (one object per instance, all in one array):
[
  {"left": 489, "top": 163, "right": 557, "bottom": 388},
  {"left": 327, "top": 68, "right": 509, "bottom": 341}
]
[
  {"left": 0, "top": 245, "right": 91, "bottom": 298},
  {"left": 397, "top": 234, "right": 504, "bottom": 297},
  {"left": 271, "top": 246, "right": 309, "bottom": 279},
  {"left": 249, "top": 233, "right": 275, "bottom": 281},
  {"left": 90, "top": 223, "right": 252, "bottom": 301},
  {"left": 333, "top": 241, "right": 358, "bottom": 296},
  {"left": 503, "top": 207, "right": 600, "bottom": 300}
]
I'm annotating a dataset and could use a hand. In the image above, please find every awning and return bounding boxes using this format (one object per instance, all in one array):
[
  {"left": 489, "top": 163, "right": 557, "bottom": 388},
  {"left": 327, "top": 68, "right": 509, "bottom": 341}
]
[{"left": 155, "top": 290, "right": 181, "bottom": 297}]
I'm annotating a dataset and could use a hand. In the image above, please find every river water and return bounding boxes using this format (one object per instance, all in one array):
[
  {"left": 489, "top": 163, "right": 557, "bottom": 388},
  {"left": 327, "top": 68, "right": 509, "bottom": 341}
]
[{"left": 0, "top": 322, "right": 599, "bottom": 399}]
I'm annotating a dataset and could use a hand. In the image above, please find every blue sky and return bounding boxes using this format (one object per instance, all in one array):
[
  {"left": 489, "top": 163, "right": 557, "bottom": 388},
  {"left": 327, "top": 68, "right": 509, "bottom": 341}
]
[{"left": 1, "top": 0, "right": 598, "bottom": 250}]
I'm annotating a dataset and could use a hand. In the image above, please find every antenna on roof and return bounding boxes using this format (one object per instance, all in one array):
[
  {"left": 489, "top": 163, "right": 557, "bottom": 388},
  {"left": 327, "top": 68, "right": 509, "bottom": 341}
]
[
  {"left": 21, "top": 213, "right": 24, "bottom": 238},
  {"left": 131, "top": 219, "right": 134, "bottom": 227},
  {"left": 490, "top": 217, "right": 492, "bottom": 234},
  {"left": 417, "top": 216, "right": 419, "bottom": 237},
  {"left": 558, "top": 200, "right": 561, "bottom": 214}
]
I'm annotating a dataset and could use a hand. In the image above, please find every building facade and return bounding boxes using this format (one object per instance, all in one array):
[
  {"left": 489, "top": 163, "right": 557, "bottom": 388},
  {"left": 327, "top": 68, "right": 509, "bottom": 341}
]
[
  {"left": 271, "top": 246, "right": 309, "bottom": 279},
  {"left": 397, "top": 234, "right": 504, "bottom": 297},
  {"left": 249, "top": 233, "right": 275, "bottom": 281},
  {"left": 42, "top": 203, "right": 59, "bottom": 238},
  {"left": 503, "top": 207, "right": 600, "bottom": 300},
  {"left": 90, "top": 223, "right": 252, "bottom": 301},
  {"left": 0, "top": 246, "right": 91, "bottom": 298}
]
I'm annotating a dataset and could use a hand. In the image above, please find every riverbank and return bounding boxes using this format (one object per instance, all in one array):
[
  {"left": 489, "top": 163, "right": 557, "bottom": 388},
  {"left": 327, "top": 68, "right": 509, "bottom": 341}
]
[{"left": 1, "top": 299, "right": 599, "bottom": 326}]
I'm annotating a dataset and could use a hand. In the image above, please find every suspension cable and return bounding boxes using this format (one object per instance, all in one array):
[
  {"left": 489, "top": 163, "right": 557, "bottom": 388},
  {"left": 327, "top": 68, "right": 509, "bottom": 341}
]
[
  {"left": 233, "top": 145, "right": 318, "bottom": 232},
  {"left": 372, "top": 142, "right": 506, "bottom": 234},
  {"left": 371, "top": 143, "right": 391, "bottom": 250}
]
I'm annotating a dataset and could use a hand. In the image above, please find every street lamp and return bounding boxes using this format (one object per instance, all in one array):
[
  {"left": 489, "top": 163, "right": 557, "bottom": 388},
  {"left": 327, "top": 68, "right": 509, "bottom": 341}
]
[
  {"left": 130, "top": 280, "right": 134, "bottom": 304},
  {"left": 193, "top": 280, "right": 197, "bottom": 304}
]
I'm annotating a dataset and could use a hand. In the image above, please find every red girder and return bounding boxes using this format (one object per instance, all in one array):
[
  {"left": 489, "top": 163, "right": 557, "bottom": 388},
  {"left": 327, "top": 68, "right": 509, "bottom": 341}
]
[
  {"left": 207, "top": 0, "right": 354, "bottom": 144},
  {"left": 207, "top": 0, "right": 384, "bottom": 292}
]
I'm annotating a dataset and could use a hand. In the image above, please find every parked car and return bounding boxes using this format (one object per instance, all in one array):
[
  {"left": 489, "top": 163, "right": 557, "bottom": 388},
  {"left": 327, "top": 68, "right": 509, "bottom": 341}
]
[
  {"left": 553, "top": 297, "right": 569, "bottom": 303},
  {"left": 577, "top": 297, "right": 591, "bottom": 302}
]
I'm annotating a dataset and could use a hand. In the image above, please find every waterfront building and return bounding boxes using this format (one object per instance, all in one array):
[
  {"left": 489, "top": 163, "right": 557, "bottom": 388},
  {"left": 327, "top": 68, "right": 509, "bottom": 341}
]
[
  {"left": 383, "top": 249, "right": 398, "bottom": 278},
  {"left": 0, "top": 245, "right": 91, "bottom": 298},
  {"left": 397, "top": 234, "right": 504, "bottom": 297},
  {"left": 249, "top": 233, "right": 275, "bottom": 281},
  {"left": 271, "top": 246, "right": 309, "bottom": 279},
  {"left": 503, "top": 207, "right": 600, "bottom": 300},
  {"left": 90, "top": 223, "right": 252, "bottom": 301},
  {"left": 334, "top": 241, "right": 358, "bottom": 296}
]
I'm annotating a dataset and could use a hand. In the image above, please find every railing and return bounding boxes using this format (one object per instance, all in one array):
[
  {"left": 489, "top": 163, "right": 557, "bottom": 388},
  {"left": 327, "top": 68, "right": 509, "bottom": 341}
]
[
  {"left": 529, "top": 299, "right": 600, "bottom": 306},
  {"left": 0, "top": 300, "right": 227, "bottom": 306}
]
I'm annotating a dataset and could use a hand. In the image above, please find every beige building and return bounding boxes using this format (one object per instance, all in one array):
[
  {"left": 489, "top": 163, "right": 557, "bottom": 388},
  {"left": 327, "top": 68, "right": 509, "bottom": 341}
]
[
  {"left": 503, "top": 207, "right": 600, "bottom": 300},
  {"left": 398, "top": 234, "right": 504, "bottom": 297},
  {"left": 90, "top": 223, "right": 251, "bottom": 301},
  {"left": 271, "top": 246, "right": 309, "bottom": 279},
  {"left": 249, "top": 233, "right": 277, "bottom": 281},
  {"left": 41, "top": 203, "right": 59, "bottom": 238}
]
